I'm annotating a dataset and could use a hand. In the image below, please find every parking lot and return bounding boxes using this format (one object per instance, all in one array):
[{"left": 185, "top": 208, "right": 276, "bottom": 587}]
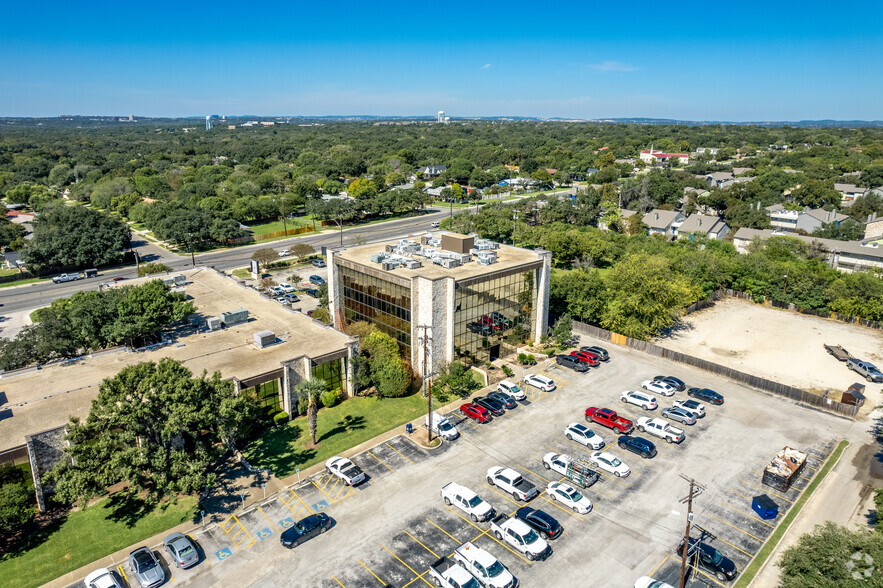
[{"left": 68, "top": 336, "right": 853, "bottom": 588}]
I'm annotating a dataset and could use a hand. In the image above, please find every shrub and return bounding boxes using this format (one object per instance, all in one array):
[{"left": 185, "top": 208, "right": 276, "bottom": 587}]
[
  {"left": 320, "top": 388, "right": 341, "bottom": 408},
  {"left": 527, "top": 354, "right": 535, "bottom": 364},
  {"left": 502, "top": 365, "right": 514, "bottom": 377},
  {"left": 484, "top": 361, "right": 494, "bottom": 370},
  {"left": 518, "top": 353, "right": 528, "bottom": 364},
  {"left": 273, "top": 411, "right": 290, "bottom": 425}
]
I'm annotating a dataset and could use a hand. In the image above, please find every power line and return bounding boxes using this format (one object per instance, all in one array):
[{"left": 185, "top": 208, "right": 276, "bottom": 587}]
[{"left": 678, "top": 474, "right": 706, "bottom": 588}]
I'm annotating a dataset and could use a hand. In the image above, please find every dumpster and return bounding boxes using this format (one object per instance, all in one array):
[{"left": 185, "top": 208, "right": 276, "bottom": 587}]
[
  {"left": 752, "top": 494, "right": 778, "bottom": 520},
  {"left": 762, "top": 446, "right": 807, "bottom": 491}
]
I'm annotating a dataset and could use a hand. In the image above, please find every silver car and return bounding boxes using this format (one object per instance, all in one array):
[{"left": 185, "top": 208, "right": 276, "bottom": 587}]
[
  {"left": 163, "top": 532, "right": 200, "bottom": 569},
  {"left": 661, "top": 407, "right": 697, "bottom": 426},
  {"left": 128, "top": 547, "right": 165, "bottom": 587}
]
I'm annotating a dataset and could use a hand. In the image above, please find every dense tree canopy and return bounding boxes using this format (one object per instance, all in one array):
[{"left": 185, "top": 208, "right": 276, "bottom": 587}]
[{"left": 779, "top": 522, "right": 883, "bottom": 588}]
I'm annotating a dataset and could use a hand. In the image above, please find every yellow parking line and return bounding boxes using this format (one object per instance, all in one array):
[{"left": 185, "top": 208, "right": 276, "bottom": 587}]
[
  {"left": 402, "top": 571, "right": 434, "bottom": 588},
  {"left": 517, "top": 463, "right": 553, "bottom": 483},
  {"left": 707, "top": 513, "right": 764, "bottom": 542},
  {"left": 717, "top": 502, "right": 775, "bottom": 528},
  {"left": 328, "top": 476, "right": 342, "bottom": 494},
  {"left": 538, "top": 495, "right": 585, "bottom": 521},
  {"left": 483, "top": 483, "right": 526, "bottom": 509},
  {"left": 381, "top": 544, "right": 433, "bottom": 586},
  {"left": 258, "top": 507, "right": 279, "bottom": 532},
  {"left": 713, "top": 534, "right": 754, "bottom": 558},
  {"left": 356, "top": 558, "right": 387, "bottom": 586},
  {"left": 426, "top": 517, "right": 464, "bottom": 544},
  {"left": 332, "top": 575, "right": 346, "bottom": 587},
  {"left": 312, "top": 480, "right": 336, "bottom": 502},
  {"left": 445, "top": 506, "right": 533, "bottom": 565},
  {"left": 694, "top": 567, "right": 728, "bottom": 587},
  {"left": 739, "top": 480, "right": 795, "bottom": 504},
  {"left": 730, "top": 489, "right": 754, "bottom": 502},
  {"left": 386, "top": 442, "right": 414, "bottom": 464},
  {"left": 278, "top": 491, "right": 306, "bottom": 517},
  {"left": 368, "top": 451, "right": 396, "bottom": 472},
  {"left": 649, "top": 555, "right": 670, "bottom": 577},
  {"left": 320, "top": 474, "right": 333, "bottom": 490},
  {"left": 403, "top": 530, "right": 440, "bottom": 558},
  {"left": 334, "top": 480, "right": 350, "bottom": 501},
  {"left": 118, "top": 564, "right": 128, "bottom": 585}
]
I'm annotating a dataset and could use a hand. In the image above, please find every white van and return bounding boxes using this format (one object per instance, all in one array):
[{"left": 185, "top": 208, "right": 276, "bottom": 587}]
[{"left": 426, "top": 412, "right": 459, "bottom": 440}]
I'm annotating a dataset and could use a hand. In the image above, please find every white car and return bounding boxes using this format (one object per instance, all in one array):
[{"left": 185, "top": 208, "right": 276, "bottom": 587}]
[
  {"left": 497, "top": 380, "right": 526, "bottom": 401},
  {"left": 673, "top": 399, "right": 706, "bottom": 418},
  {"left": 278, "top": 249, "right": 290, "bottom": 256},
  {"left": 542, "top": 452, "right": 573, "bottom": 476},
  {"left": 546, "top": 481, "right": 593, "bottom": 514},
  {"left": 589, "top": 451, "right": 631, "bottom": 477},
  {"left": 269, "top": 285, "right": 285, "bottom": 296},
  {"left": 524, "top": 374, "right": 556, "bottom": 392},
  {"left": 635, "top": 577, "right": 675, "bottom": 588},
  {"left": 325, "top": 456, "right": 366, "bottom": 486},
  {"left": 620, "top": 390, "right": 658, "bottom": 410},
  {"left": 85, "top": 568, "right": 124, "bottom": 588},
  {"left": 641, "top": 379, "right": 675, "bottom": 397},
  {"left": 278, "top": 282, "right": 295, "bottom": 293},
  {"left": 564, "top": 422, "right": 605, "bottom": 449}
]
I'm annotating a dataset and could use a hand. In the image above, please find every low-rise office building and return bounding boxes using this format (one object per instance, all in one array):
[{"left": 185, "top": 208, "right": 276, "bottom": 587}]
[
  {"left": 733, "top": 228, "right": 883, "bottom": 273},
  {"left": 328, "top": 233, "right": 551, "bottom": 376}
]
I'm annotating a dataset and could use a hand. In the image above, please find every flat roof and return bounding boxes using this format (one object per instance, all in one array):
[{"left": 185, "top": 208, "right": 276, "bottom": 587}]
[
  {"left": 0, "top": 268, "right": 353, "bottom": 452},
  {"left": 333, "top": 234, "right": 546, "bottom": 283}
]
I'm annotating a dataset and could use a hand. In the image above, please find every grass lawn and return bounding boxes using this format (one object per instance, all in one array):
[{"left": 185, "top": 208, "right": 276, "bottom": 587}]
[
  {"left": 246, "top": 217, "right": 314, "bottom": 236},
  {"left": 232, "top": 268, "right": 252, "bottom": 280},
  {"left": 0, "top": 268, "right": 22, "bottom": 277},
  {"left": 244, "top": 393, "right": 454, "bottom": 479},
  {"left": 0, "top": 277, "right": 47, "bottom": 289},
  {"left": 0, "top": 495, "right": 198, "bottom": 588},
  {"left": 734, "top": 439, "right": 849, "bottom": 587}
]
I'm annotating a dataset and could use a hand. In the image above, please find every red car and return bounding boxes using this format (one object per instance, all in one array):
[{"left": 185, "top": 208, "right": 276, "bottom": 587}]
[
  {"left": 585, "top": 407, "right": 634, "bottom": 434},
  {"left": 479, "top": 316, "right": 503, "bottom": 331},
  {"left": 570, "top": 350, "right": 600, "bottom": 367},
  {"left": 460, "top": 403, "right": 492, "bottom": 423}
]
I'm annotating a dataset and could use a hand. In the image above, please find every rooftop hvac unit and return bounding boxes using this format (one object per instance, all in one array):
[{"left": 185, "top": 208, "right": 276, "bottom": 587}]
[
  {"left": 253, "top": 330, "right": 276, "bottom": 348},
  {"left": 172, "top": 274, "right": 186, "bottom": 285},
  {"left": 474, "top": 239, "right": 499, "bottom": 250},
  {"left": 221, "top": 308, "right": 249, "bottom": 326},
  {"left": 381, "top": 261, "right": 399, "bottom": 271},
  {"left": 161, "top": 276, "right": 176, "bottom": 287},
  {"left": 403, "top": 259, "right": 422, "bottom": 269},
  {"left": 477, "top": 251, "right": 497, "bottom": 265},
  {"left": 206, "top": 316, "right": 221, "bottom": 331},
  {"left": 455, "top": 253, "right": 472, "bottom": 264},
  {"left": 439, "top": 258, "right": 459, "bottom": 269},
  {"left": 385, "top": 245, "right": 396, "bottom": 253},
  {"left": 370, "top": 253, "right": 387, "bottom": 263}
]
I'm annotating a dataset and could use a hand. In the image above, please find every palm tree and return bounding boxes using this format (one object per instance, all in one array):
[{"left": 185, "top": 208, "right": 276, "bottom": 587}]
[{"left": 296, "top": 378, "right": 327, "bottom": 446}]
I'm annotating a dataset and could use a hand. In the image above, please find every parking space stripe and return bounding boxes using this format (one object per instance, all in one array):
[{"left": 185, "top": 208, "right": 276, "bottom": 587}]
[
  {"left": 312, "top": 480, "right": 336, "bottom": 502},
  {"left": 445, "top": 506, "right": 533, "bottom": 564},
  {"left": 730, "top": 489, "right": 755, "bottom": 503},
  {"left": 381, "top": 544, "right": 433, "bottom": 586},
  {"left": 738, "top": 479, "right": 795, "bottom": 504},
  {"left": 403, "top": 530, "right": 440, "bottom": 558},
  {"left": 538, "top": 495, "right": 585, "bottom": 521},
  {"left": 288, "top": 489, "right": 315, "bottom": 514},
  {"left": 483, "top": 483, "right": 526, "bottom": 509},
  {"left": 694, "top": 567, "right": 728, "bottom": 587},
  {"left": 706, "top": 513, "right": 764, "bottom": 542},
  {"left": 385, "top": 441, "right": 414, "bottom": 463},
  {"left": 356, "top": 558, "right": 387, "bottom": 586},
  {"left": 118, "top": 564, "right": 128, "bottom": 585},
  {"left": 332, "top": 575, "right": 346, "bottom": 587},
  {"left": 258, "top": 506, "right": 279, "bottom": 532},
  {"left": 649, "top": 555, "right": 670, "bottom": 577},
  {"left": 521, "top": 462, "right": 554, "bottom": 483},
  {"left": 368, "top": 451, "right": 396, "bottom": 472},
  {"left": 425, "top": 517, "right": 464, "bottom": 544},
  {"left": 712, "top": 534, "right": 755, "bottom": 558},
  {"left": 717, "top": 501, "right": 775, "bottom": 528},
  {"left": 334, "top": 481, "right": 350, "bottom": 501}
]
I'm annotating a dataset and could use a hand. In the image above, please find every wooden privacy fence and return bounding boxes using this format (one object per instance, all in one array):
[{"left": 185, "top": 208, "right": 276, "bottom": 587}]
[
  {"left": 227, "top": 224, "right": 316, "bottom": 246},
  {"left": 572, "top": 320, "right": 860, "bottom": 419}
]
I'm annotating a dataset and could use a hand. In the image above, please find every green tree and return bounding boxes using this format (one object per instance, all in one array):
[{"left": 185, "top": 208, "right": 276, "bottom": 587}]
[
  {"left": 813, "top": 219, "right": 865, "bottom": 241},
  {"left": 252, "top": 248, "right": 279, "bottom": 267},
  {"left": 291, "top": 243, "right": 315, "bottom": 261},
  {"left": 104, "top": 280, "right": 195, "bottom": 347},
  {"left": 47, "top": 358, "right": 262, "bottom": 505},
  {"left": 434, "top": 361, "right": 480, "bottom": 398},
  {"left": 779, "top": 522, "right": 883, "bottom": 588},
  {"left": 137, "top": 262, "right": 172, "bottom": 277},
  {"left": 550, "top": 269, "right": 607, "bottom": 323},
  {"left": 0, "top": 483, "right": 34, "bottom": 534},
  {"left": 296, "top": 378, "right": 327, "bottom": 446},
  {"left": 550, "top": 314, "right": 573, "bottom": 347}
]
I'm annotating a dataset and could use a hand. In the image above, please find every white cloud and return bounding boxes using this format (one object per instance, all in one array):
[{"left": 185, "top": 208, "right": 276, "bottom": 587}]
[
  {"left": 589, "top": 61, "right": 638, "bottom": 72},
  {"left": 481, "top": 63, "right": 492, "bottom": 70}
]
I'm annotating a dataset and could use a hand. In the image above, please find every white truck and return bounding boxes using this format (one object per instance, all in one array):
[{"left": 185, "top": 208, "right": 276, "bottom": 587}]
[
  {"left": 453, "top": 542, "right": 518, "bottom": 588},
  {"left": 636, "top": 417, "right": 685, "bottom": 444},
  {"left": 427, "top": 556, "right": 482, "bottom": 588},
  {"left": 489, "top": 514, "right": 552, "bottom": 561},
  {"left": 486, "top": 467, "right": 538, "bottom": 502},
  {"left": 52, "top": 272, "right": 82, "bottom": 284},
  {"left": 427, "top": 412, "right": 459, "bottom": 441},
  {"left": 441, "top": 483, "right": 495, "bottom": 522}
]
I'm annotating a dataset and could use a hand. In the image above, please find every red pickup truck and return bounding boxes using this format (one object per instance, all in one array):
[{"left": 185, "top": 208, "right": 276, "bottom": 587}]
[
  {"left": 585, "top": 407, "right": 634, "bottom": 434},
  {"left": 461, "top": 403, "right": 492, "bottom": 423}
]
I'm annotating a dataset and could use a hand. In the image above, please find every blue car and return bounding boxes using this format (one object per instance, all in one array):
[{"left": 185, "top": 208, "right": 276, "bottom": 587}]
[
  {"left": 309, "top": 275, "right": 325, "bottom": 286},
  {"left": 617, "top": 435, "right": 658, "bottom": 458},
  {"left": 688, "top": 387, "right": 724, "bottom": 405}
]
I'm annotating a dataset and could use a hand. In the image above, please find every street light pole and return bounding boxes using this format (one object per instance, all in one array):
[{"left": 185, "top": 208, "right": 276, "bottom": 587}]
[{"left": 187, "top": 233, "right": 195, "bottom": 267}]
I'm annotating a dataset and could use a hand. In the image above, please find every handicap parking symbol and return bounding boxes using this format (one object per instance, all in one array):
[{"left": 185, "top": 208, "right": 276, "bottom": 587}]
[
  {"left": 256, "top": 528, "right": 273, "bottom": 540},
  {"left": 312, "top": 499, "right": 329, "bottom": 511},
  {"left": 280, "top": 517, "right": 294, "bottom": 529},
  {"left": 216, "top": 547, "right": 232, "bottom": 561}
]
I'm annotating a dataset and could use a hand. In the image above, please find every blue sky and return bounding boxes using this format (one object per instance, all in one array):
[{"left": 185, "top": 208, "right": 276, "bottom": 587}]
[{"left": 1, "top": 1, "right": 881, "bottom": 120}]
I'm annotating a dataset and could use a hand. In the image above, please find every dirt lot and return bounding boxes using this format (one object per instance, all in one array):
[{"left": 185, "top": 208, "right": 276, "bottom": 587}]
[{"left": 658, "top": 298, "right": 883, "bottom": 405}]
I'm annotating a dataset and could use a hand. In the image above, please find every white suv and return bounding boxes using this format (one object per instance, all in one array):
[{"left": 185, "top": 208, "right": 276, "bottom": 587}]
[{"left": 497, "top": 380, "right": 526, "bottom": 401}]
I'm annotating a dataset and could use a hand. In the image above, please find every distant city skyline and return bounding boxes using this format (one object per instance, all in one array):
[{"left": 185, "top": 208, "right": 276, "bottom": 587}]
[{"left": 1, "top": 0, "right": 880, "bottom": 120}]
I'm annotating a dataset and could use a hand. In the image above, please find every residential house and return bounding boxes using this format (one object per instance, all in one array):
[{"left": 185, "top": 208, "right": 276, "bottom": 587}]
[
  {"left": 732, "top": 228, "right": 883, "bottom": 273},
  {"left": 732, "top": 167, "right": 753, "bottom": 176},
  {"left": 695, "top": 147, "right": 719, "bottom": 155},
  {"left": 642, "top": 209, "right": 685, "bottom": 238},
  {"left": 418, "top": 165, "right": 447, "bottom": 177},
  {"left": 681, "top": 187, "right": 713, "bottom": 213},
  {"left": 571, "top": 168, "right": 599, "bottom": 181},
  {"left": 863, "top": 213, "right": 883, "bottom": 242},
  {"left": 834, "top": 183, "right": 866, "bottom": 206},
  {"left": 639, "top": 149, "right": 689, "bottom": 165},
  {"left": 765, "top": 204, "right": 849, "bottom": 233},
  {"left": 597, "top": 209, "right": 637, "bottom": 232},
  {"left": 703, "top": 172, "right": 736, "bottom": 189},
  {"left": 676, "top": 214, "right": 730, "bottom": 240}
]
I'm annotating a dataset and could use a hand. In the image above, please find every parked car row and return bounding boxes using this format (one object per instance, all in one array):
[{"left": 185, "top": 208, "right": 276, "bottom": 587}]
[
  {"left": 459, "top": 376, "right": 553, "bottom": 424},
  {"left": 555, "top": 345, "right": 611, "bottom": 372}
]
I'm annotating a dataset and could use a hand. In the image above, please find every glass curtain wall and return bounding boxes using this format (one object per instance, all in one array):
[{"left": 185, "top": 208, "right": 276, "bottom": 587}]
[
  {"left": 339, "top": 266, "right": 412, "bottom": 356},
  {"left": 312, "top": 358, "right": 343, "bottom": 393},
  {"left": 453, "top": 269, "right": 537, "bottom": 364}
]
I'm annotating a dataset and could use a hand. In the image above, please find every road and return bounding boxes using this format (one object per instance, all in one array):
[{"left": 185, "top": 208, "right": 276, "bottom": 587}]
[{"left": 0, "top": 208, "right": 461, "bottom": 315}]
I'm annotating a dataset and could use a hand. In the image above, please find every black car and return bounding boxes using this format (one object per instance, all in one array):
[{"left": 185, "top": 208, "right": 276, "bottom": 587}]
[
  {"left": 467, "top": 322, "right": 494, "bottom": 336},
  {"left": 556, "top": 354, "right": 589, "bottom": 372},
  {"left": 488, "top": 391, "right": 518, "bottom": 409},
  {"left": 653, "top": 375, "right": 686, "bottom": 391},
  {"left": 676, "top": 538, "right": 738, "bottom": 582},
  {"left": 474, "top": 396, "right": 506, "bottom": 416},
  {"left": 281, "top": 513, "right": 332, "bottom": 548},
  {"left": 617, "top": 435, "right": 658, "bottom": 458},
  {"left": 515, "top": 507, "right": 563, "bottom": 540},
  {"left": 489, "top": 312, "right": 512, "bottom": 329},
  {"left": 304, "top": 288, "right": 319, "bottom": 298},
  {"left": 580, "top": 345, "right": 609, "bottom": 361},
  {"left": 688, "top": 387, "right": 724, "bottom": 405}
]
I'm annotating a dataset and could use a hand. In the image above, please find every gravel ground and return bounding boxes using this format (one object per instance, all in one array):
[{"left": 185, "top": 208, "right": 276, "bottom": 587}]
[{"left": 657, "top": 297, "right": 883, "bottom": 406}]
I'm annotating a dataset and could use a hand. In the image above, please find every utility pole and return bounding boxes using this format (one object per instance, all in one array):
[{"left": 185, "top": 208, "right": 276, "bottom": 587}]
[
  {"left": 678, "top": 475, "right": 705, "bottom": 588},
  {"left": 417, "top": 325, "right": 434, "bottom": 444}
]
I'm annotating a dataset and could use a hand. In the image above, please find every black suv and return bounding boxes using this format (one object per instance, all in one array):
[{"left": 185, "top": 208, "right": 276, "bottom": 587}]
[
  {"left": 515, "top": 507, "right": 563, "bottom": 540},
  {"left": 617, "top": 435, "right": 657, "bottom": 459},
  {"left": 688, "top": 387, "right": 724, "bottom": 405},
  {"left": 556, "top": 354, "right": 589, "bottom": 372},
  {"left": 676, "top": 538, "right": 737, "bottom": 582},
  {"left": 474, "top": 396, "right": 506, "bottom": 416}
]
